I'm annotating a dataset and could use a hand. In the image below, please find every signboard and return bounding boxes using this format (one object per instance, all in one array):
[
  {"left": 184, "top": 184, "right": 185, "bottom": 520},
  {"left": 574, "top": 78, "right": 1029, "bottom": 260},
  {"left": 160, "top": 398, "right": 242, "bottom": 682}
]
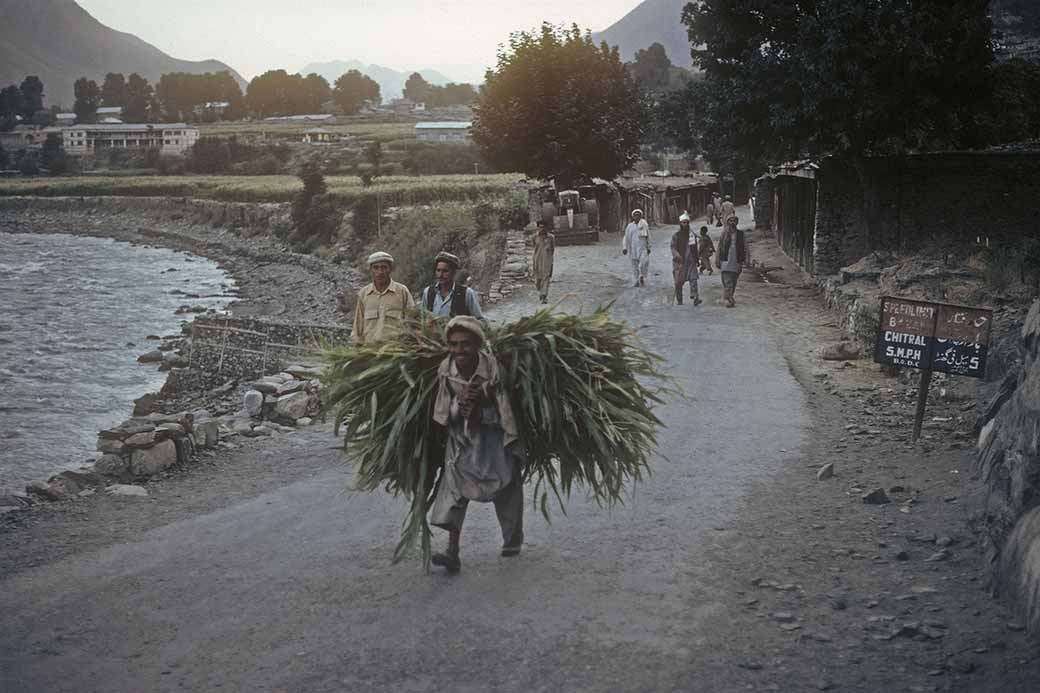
[
  {"left": 874, "top": 296, "right": 993, "bottom": 441},
  {"left": 874, "top": 297, "right": 992, "bottom": 379}
]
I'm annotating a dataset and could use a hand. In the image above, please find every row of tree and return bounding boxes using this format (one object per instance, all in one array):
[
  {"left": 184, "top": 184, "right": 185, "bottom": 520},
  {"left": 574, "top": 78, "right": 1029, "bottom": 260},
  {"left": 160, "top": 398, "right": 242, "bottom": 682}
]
[{"left": 402, "top": 73, "right": 477, "bottom": 107}]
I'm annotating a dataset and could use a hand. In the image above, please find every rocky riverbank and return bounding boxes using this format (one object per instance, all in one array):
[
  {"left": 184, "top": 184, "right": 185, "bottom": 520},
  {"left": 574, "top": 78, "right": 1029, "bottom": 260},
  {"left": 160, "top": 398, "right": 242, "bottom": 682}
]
[
  {"left": 0, "top": 196, "right": 356, "bottom": 506},
  {"left": 0, "top": 196, "right": 361, "bottom": 325}
]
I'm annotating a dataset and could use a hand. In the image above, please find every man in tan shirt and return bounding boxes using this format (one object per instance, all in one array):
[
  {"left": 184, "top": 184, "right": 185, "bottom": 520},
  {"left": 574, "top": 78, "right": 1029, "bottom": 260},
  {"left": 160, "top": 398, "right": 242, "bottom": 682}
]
[{"left": 351, "top": 251, "right": 416, "bottom": 344}]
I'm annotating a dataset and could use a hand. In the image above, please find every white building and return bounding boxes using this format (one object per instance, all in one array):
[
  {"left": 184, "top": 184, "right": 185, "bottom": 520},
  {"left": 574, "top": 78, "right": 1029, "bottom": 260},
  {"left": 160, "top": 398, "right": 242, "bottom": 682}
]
[
  {"left": 415, "top": 121, "right": 472, "bottom": 143},
  {"left": 61, "top": 124, "right": 199, "bottom": 155}
]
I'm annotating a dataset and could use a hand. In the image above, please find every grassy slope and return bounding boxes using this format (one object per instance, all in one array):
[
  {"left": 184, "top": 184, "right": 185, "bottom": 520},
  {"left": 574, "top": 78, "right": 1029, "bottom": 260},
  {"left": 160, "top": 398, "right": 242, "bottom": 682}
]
[{"left": 0, "top": 174, "right": 523, "bottom": 205}]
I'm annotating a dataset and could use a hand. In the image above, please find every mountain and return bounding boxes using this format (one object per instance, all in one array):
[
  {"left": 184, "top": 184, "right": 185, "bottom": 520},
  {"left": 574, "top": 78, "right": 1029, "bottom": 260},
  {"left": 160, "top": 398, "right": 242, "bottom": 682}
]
[
  {"left": 0, "top": 0, "right": 246, "bottom": 108},
  {"left": 592, "top": 0, "right": 693, "bottom": 68},
  {"left": 299, "top": 60, "right": 454, "bottom": 101}
]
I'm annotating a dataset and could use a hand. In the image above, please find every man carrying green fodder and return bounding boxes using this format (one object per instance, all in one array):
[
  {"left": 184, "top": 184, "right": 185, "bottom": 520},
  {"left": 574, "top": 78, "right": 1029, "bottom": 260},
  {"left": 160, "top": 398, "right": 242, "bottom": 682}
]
[
  {"left": 323, "top": 306, "right": 670, "bottom": 570},
  {"left": 429, "top": 316, "right": 524, "bottom": 573}
]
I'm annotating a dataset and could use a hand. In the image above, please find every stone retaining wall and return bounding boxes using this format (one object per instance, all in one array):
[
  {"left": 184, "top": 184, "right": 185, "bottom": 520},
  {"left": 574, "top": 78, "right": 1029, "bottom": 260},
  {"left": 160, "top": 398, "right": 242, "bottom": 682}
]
[
  {"left": 484, "top": 228, "right": 530, "bottom": 305},
  {"left": 976, "top": 299, "right": 1040, "bottom": 633}
]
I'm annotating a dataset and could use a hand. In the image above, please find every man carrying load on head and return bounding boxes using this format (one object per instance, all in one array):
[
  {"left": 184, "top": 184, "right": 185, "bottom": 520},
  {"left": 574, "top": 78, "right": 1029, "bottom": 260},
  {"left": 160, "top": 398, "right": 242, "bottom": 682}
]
[
  {"left": 429, "top": 316, "right": 525, "bottom": 573},
  {"left": 419, "top": 251, "right": 486, "bottom": 324},
  {"left": 351, "top": 251, "right": 416, "bottom": 344}
]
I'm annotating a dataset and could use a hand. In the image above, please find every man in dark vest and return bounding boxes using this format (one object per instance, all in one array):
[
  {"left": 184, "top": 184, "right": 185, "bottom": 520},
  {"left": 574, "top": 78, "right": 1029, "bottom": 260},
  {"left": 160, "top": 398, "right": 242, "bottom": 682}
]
[{"left": 420, "top": 251, "right": 487, "bottom": 325}]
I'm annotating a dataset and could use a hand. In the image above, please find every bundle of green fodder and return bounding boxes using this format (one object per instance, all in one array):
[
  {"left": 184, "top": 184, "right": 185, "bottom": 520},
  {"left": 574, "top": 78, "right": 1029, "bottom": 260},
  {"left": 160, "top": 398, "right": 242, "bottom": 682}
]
[{"left": 322, "top": 306, "right": 670, "bottom": 564}]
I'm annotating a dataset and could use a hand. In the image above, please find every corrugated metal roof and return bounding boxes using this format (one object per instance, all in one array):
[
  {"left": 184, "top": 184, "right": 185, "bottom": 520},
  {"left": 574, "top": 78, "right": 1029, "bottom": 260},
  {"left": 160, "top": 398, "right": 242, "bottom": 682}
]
[
  {"left": 61, "top": 124, "right": 194, "bottom": 132},
  {"left": 414, "top": 121, "right": 472, "bottom": 130}
]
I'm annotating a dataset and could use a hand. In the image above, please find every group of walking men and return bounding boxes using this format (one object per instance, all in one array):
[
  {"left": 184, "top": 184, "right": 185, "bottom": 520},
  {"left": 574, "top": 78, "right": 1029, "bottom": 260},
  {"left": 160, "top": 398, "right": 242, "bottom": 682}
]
[
  {"left": 346, "top": 194, "right": 744, "bottom": 573},
  {"left": 622, "top": 196, "right": 746, "bottom": 308}
]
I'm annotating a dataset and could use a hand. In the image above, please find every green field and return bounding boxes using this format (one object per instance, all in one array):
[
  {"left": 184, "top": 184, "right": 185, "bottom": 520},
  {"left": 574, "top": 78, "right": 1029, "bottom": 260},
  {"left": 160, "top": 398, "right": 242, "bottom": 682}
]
[
  {"left": 0, "top": 173, "right": 523, "bottom": 205},
  {"left": 198, "top": 120, "right": 419, "bottom": 143}
]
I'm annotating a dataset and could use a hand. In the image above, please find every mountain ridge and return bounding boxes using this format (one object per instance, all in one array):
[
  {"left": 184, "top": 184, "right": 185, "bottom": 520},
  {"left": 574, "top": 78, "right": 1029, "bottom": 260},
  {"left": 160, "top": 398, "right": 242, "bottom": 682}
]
[
  {"left": 0, "top": 0, "right": 245, "bottom": 108},
  {"left": 592, "top": 0, "right": 693, "bottom": 67}
]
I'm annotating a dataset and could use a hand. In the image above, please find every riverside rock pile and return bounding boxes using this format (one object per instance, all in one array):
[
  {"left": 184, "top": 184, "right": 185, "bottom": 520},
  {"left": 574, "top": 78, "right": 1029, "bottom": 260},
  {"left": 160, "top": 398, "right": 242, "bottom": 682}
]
[{"left": 233, "top": 370, "right": 322, "bottom": 436}]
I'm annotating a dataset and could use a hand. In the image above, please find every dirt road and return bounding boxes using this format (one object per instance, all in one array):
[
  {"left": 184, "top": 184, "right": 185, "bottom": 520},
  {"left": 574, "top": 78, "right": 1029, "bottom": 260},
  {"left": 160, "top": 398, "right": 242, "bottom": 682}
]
[{"left": 2, "top": 210, "right": 1038, "bottom": 691}]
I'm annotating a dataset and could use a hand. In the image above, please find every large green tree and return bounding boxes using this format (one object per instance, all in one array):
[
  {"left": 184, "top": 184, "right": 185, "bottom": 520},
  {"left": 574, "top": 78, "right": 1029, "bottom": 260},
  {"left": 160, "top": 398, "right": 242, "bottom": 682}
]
[
  {"left": 101, "top": 72, "right": 128, "bottom": 108},
  {"left": 19, "top": 76, "right": 44, "bottom": 119},
  {"left": 403, "top": 72, "right": 431, "bottom": 102},
  {"left": 73, "top": 78, "right": 101, "bottom": 124},
  {"left": 332, "top": 70, "right": 381, "bottom": 114},
  {"left": 246, "top": 70, "right": 328, "bottom": 117},
  {"left": 682, "top": 0, "right": 993, "bottom": 176},
  {"left": 472, "top": 23, "right": 648, "bottom": 185},
  {"left": 124, "top": 73, "right": 154, "bottom": 122}
]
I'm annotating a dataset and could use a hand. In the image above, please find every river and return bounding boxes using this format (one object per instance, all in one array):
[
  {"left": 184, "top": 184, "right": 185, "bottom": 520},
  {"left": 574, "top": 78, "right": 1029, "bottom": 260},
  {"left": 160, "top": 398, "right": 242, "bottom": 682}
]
[{"left": 0, "top": 232, "right": 235, "bottom": 491}]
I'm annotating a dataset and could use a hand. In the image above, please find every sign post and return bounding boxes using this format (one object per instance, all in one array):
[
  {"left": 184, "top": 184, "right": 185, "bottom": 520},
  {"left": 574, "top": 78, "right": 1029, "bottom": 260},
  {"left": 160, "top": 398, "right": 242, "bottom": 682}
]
[{"left": 874, "top": 297, "right": 993, "bottom": 442}]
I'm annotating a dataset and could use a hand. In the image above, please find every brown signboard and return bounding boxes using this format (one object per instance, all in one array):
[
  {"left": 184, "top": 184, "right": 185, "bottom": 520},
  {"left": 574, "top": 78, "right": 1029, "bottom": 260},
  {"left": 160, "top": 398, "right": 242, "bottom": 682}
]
[{"left": 874, "top": 297, "right": 992, "bottom": 379}]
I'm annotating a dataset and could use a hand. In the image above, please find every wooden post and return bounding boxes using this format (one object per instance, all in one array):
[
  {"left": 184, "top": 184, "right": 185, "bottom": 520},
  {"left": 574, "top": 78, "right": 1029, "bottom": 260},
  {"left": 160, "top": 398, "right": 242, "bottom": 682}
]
[{"left": 913, "top": 366, "right": 932, "bottom": 442}]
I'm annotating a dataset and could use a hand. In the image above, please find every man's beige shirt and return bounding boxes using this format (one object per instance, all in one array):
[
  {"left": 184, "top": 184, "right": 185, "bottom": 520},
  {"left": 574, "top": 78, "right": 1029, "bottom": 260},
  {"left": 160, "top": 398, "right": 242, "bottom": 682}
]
[{"left": 351, "top": 280, "right": 416, "bottom": 344}]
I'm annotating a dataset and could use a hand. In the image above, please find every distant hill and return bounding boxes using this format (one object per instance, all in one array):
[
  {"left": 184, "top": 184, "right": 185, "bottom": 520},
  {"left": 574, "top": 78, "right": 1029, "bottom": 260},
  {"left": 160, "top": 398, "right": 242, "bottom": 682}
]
[
  {"left": 0, "top": 0, "right": 246, "bottom": 108},
  {"left": 299, "top": 60, "right": 453, "bottom": 101},
  {"left": 592, "top": 0, "right": 693, "bottom": 68}
]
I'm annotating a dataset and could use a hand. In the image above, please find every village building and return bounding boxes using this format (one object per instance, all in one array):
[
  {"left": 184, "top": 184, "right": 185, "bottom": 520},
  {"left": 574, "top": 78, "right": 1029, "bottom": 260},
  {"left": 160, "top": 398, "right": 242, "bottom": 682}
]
[
  {"left": 301, "top": 127, "right": 334, "bottom": 144},
  {"left": 95, "top": 106, "right": 124, "bottom": 122},
  {"left": 0, "top": 126, "right": 47, "bottom": 152},
  {"left": 60, "top": 123, "right": 199, "bottom": 155},
  {"left": 757, "top": 149, "right": 1040, "bottom": 276},
  {"left": 414, "top": 121, "right": 471, "bottom": 143},
  {"left": 615, "top": 173, "right": 719, "bottom": 228}
]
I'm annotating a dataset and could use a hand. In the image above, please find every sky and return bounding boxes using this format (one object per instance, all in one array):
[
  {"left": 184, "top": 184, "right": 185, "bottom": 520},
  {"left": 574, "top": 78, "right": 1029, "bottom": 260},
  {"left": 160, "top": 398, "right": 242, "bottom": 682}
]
[{"left": 77, "top": 0, "right": 644, "bottom": 83}]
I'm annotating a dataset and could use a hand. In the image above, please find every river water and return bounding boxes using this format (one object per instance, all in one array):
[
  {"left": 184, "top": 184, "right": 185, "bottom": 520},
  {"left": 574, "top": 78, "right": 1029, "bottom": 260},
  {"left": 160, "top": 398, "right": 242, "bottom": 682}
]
[{"left": 0, "top": 232, "right": 235, "bottom": 491}]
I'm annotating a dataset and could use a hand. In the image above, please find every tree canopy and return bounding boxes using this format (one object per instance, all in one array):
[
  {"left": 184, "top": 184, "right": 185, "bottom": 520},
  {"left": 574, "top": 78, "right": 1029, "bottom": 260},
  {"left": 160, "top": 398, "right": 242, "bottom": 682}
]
[
  {"left": 73, "top": 78, "right": 101, "bottom": 124},
  {"left": 156, "top": 71, "right": 243, "bottom": 121},
  {"left": 472, "top": 23, "right": 647, "bottom": 185},
  {"left": 631, "top": 43, "right": 672, "bottom": 90},
  {"left": 101, "top": 73, "right": 128, "bottom": 108},
  {"left": 682, "top": 0, "right": 994, "bottom": 175},
  {"left": 246, "top": 70, "right": 330, "bottom": 117},
  {"left": 403, "top": 73, "right": 431, "bottom": 102},
  {"left": 333, "top": 70, "right": 381, "bottom": 114}
]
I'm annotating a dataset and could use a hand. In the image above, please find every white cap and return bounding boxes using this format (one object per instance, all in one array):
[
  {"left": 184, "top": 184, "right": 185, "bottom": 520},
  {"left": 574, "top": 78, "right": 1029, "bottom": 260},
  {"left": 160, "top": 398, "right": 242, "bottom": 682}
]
[
  {"left": 631, "top": 209, "right": 643, "bottom": 217},
  {"left": 367, "top": 251, "right": 394, "bottom": 266},
  {"left": 679, "top": 212, "right": 690, "bottom": 223}
]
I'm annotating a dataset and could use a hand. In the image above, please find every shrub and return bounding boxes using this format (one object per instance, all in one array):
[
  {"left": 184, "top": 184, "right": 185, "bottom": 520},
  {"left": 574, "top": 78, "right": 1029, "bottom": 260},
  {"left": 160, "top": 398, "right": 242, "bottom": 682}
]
[{"left": 188, "top": 136, "right": 232, "bottom": 174}]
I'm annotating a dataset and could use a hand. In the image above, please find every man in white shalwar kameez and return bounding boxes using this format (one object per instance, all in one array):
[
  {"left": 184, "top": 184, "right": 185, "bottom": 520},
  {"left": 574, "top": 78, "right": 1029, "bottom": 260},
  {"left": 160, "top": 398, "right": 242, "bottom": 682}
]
[{"left": 622, "top": 209, "right": 651, "bottom": 287}]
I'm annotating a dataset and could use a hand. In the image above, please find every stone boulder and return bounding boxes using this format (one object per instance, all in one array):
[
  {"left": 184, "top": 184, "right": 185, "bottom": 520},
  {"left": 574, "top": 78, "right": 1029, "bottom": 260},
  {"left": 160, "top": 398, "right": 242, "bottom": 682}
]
[
  {"left": 137, "top": 350, "right": 163, "bottom": 363},
  {"left": 820, "top": 341, "right": 860, "bottom": 361},
  {"left": 243, "top": 390, "right": 264, "bottom": 417},
  {"left": 194, "top": 420, "right": 220, "bottom": 449},
  {"left": 95, "top": 454, "right": 132, "bottom": 481},
  {"left": 25, "top": 479, "right": 72, "bottom": 501},
  {"left": 106, "top": 484, "right": 149, "bottom": 498},
  {"left": 124, "top": 431, "right": 158, "bottom": 448},
  {"left": 273, "top": 391, "right": 313, "bottom": 423},
  {"left": 130, "top": 439, "right": 178, "bottom": 477}
]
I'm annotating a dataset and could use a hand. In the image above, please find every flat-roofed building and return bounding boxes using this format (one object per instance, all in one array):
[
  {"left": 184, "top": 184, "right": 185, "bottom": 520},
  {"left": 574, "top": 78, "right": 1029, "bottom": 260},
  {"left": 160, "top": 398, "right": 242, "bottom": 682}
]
[
  {"left": 61, "top": 123, "right": 199, "bottom": 155},
  {"left": 415, "top": 121, "right": 472, "bottom": 143}
]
